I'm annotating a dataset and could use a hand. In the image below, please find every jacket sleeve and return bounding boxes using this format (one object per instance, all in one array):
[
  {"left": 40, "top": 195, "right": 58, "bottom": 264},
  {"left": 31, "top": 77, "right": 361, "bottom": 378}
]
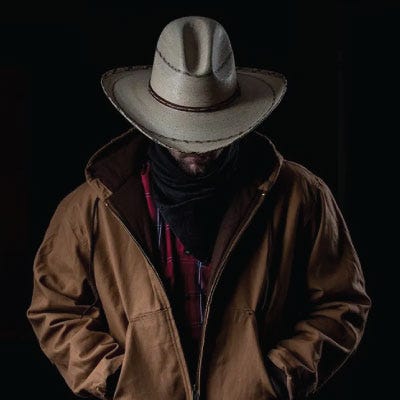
[
  {"left": 27, "top": 193, "right": 124, "bottom": 399},
  {"left": 266, "top": 177, "right": 371, "bottom": 399}
]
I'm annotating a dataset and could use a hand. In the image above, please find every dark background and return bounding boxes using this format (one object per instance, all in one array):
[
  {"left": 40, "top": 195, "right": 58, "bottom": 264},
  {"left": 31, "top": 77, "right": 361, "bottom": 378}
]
[{"left": 0, "top": 1, "right": 396, "bottom": 398}]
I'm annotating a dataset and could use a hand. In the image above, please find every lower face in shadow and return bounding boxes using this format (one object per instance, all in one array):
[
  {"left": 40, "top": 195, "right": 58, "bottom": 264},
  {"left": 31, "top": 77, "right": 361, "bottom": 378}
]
[{"left": 167, "top": 147, "right": 224, "bottom": 176}]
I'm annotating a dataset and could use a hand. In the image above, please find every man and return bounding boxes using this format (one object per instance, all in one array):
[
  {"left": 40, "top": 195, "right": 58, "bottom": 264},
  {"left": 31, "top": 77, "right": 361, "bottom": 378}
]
[{"left": 27, "top": 16, "right": 371, "bottom": 400}]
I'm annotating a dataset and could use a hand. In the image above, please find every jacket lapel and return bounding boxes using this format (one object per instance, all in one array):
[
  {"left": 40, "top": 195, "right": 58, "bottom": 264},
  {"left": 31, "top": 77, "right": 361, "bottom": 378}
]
[
  {"left": 206, "top": 132, "right": 282, "bottom": 295},
  {"left": 107, "top": 174, "right": 161, "bottom": 267},
  {"left": 85, "top": 127, "right": 161, "bottom": 267}
]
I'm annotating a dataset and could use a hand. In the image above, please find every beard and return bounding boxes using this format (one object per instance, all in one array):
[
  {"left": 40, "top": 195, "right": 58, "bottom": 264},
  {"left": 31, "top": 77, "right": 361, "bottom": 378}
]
[{"left": 175, "top": 154, "right": 217, "bottom": 176}]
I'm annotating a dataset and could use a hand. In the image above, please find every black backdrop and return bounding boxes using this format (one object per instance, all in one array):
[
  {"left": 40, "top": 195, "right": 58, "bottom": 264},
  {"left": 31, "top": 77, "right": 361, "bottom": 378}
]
[{"left": 1, "top": 1, "right": 397, "bottom": 398}]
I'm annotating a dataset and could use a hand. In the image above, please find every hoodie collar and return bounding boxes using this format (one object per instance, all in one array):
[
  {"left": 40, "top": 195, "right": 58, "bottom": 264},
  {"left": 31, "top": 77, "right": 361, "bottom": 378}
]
[{"left": 85, "top": 126, "right": 148, "bottom": 200}]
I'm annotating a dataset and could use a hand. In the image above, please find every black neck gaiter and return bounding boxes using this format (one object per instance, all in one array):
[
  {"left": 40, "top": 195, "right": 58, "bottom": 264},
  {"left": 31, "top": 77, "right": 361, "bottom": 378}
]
[{"left": 147, "top": 141, "right": 240, "bottom": 264}]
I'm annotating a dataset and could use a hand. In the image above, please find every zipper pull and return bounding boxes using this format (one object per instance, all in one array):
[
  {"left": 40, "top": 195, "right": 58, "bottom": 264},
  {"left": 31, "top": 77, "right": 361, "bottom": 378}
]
[{"left": 192, "top": 383, "right": 199, "bottom": 400}]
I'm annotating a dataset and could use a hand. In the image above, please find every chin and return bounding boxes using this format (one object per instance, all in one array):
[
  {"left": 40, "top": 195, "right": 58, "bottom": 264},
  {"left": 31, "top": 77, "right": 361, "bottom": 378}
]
[
  {"left": 176, "top": 157, "right": 212, "bottom": 175},
  {"left": 182, "top": 163, "right": 207, "bottom": 176},
  {"left": 186, "top": 167, "right": 205, "bottom": 176}
]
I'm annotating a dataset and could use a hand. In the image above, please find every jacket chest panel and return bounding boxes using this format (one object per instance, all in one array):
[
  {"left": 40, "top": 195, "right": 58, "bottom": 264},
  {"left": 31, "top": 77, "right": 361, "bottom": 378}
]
[
  {"left": 221, "top": 224, "right": 273, "bottom": 311},
  {"left": 93, "top": 202, "right": 166, "bottom": 321}
]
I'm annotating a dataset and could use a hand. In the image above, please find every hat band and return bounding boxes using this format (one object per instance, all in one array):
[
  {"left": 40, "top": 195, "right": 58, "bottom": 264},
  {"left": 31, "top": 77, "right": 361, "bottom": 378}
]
[{"left": 148, "top": 81, "right": 241, "bottom": 113}]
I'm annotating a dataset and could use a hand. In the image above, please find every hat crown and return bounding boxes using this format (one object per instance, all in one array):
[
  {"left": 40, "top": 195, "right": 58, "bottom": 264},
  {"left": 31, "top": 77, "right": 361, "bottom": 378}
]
[
  {"left": 149, "top": 16, "right": 238, "bottom": 109},
  {"left": 157, "top": 16, "right": 232, "bottom": 76}
]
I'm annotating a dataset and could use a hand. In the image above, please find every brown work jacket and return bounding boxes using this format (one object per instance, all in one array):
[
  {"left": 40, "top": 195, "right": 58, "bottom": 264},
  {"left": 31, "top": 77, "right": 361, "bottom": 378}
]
[{"left": 27, "top": 127, "right": 371, "bottom": 399}]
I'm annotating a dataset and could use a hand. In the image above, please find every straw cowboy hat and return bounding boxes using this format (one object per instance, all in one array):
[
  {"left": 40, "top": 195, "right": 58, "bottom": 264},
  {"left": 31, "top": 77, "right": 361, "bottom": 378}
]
[{"left": 101, "top": 16, "right": 287, "bottom": 153}]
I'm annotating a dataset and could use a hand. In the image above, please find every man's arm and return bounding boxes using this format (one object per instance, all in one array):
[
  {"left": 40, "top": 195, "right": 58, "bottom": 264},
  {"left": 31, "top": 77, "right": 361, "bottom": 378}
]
[
  {"left": 266, "top": 177, "right": 371, "bottom": 399},
  {"left": 27, "top": 195, "right": 123, "bottom": 399}
]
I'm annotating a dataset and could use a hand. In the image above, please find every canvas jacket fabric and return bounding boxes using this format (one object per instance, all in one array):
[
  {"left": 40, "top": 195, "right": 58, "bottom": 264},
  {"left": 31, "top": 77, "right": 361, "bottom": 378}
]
[{"left": 27, "top": 126, "right": 371, "bottom": 400}]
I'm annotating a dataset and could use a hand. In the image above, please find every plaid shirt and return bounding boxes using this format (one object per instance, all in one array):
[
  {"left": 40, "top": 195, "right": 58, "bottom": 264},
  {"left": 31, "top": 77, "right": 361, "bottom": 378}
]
[{"left": 140, "top": 160, "right": 212, "bottom": 363}]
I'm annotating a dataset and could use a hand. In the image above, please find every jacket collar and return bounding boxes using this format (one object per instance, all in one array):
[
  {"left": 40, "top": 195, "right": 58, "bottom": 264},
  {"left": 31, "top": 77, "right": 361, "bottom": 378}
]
[
  {"left": 85, "top": 126, "right": 148, "bottom": 200},
  {"left": 84, "top": 126, "right": 284, "bottom": 273},
  {"left": 85, "top": 126, "right": 283, "bottom": 198}
]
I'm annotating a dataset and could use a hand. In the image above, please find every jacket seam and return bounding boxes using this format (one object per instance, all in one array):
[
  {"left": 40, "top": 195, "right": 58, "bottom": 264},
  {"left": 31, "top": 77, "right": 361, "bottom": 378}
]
[
  {"left": 128, "top": 307, "right": 170, "bottom": 323},
  {"left": 163, "top": 307, "right": 192, "bottom": 396}
]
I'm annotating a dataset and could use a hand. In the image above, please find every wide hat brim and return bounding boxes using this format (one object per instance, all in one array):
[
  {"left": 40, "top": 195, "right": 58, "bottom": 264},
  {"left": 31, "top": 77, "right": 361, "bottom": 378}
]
[{"left": 101, "top": 65, "right": 287, "bottom": 153}]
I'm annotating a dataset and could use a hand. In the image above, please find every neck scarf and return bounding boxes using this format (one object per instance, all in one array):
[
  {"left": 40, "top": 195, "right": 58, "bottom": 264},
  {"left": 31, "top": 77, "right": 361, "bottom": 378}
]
[{"left": 147, "top": 141, "right": 240, "bottom": 264}]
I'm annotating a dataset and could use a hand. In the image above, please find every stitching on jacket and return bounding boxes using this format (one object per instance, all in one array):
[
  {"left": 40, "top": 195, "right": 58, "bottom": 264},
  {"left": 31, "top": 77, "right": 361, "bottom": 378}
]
[
  {"left": 162, "top": 307, "right": 190, "bottom": 393},
  {"left": 81, "top": 196, "right": 100, "bottom": 318},
  {"left": 129, "top": 307, "right": 170, "bottom": 322}
]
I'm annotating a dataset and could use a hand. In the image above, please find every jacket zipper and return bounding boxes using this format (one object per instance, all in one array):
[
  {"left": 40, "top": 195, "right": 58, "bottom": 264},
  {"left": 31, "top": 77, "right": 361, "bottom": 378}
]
[
  {"left": 260, "top": 274, "right": 271, "bottom": 312},
  {"left": 260, "top": 223, "right": 273, "bottom": 313},
  {"left": 192, "top": 383, "right": 199, "bottom": 400},
  {"left": 193, "top": 189, "right": 268, "bottom": 399},
  {"left": 103, "top": 199, "right": 193, "bottom": 399}
]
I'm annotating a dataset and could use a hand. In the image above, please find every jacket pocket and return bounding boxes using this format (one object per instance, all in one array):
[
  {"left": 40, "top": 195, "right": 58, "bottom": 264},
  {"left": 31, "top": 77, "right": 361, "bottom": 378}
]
[
  {"left": 205, "top": 308, "right": 277, "bottom": 400},
  {"left": 113, "top": 308, "right": 187, "bottom": 400}
]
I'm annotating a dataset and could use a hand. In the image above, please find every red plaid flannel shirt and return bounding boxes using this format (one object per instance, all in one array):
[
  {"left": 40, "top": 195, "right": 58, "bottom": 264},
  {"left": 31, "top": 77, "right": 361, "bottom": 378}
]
[{"left": 140, "top": 160, "right": 212, "bottom": 355}]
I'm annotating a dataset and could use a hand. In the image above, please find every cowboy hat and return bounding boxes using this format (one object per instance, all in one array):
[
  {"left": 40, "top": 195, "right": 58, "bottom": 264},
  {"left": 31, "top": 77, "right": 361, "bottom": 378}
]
[{"left": 101, "top": 16, "right": 287, "bottom": 153}]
